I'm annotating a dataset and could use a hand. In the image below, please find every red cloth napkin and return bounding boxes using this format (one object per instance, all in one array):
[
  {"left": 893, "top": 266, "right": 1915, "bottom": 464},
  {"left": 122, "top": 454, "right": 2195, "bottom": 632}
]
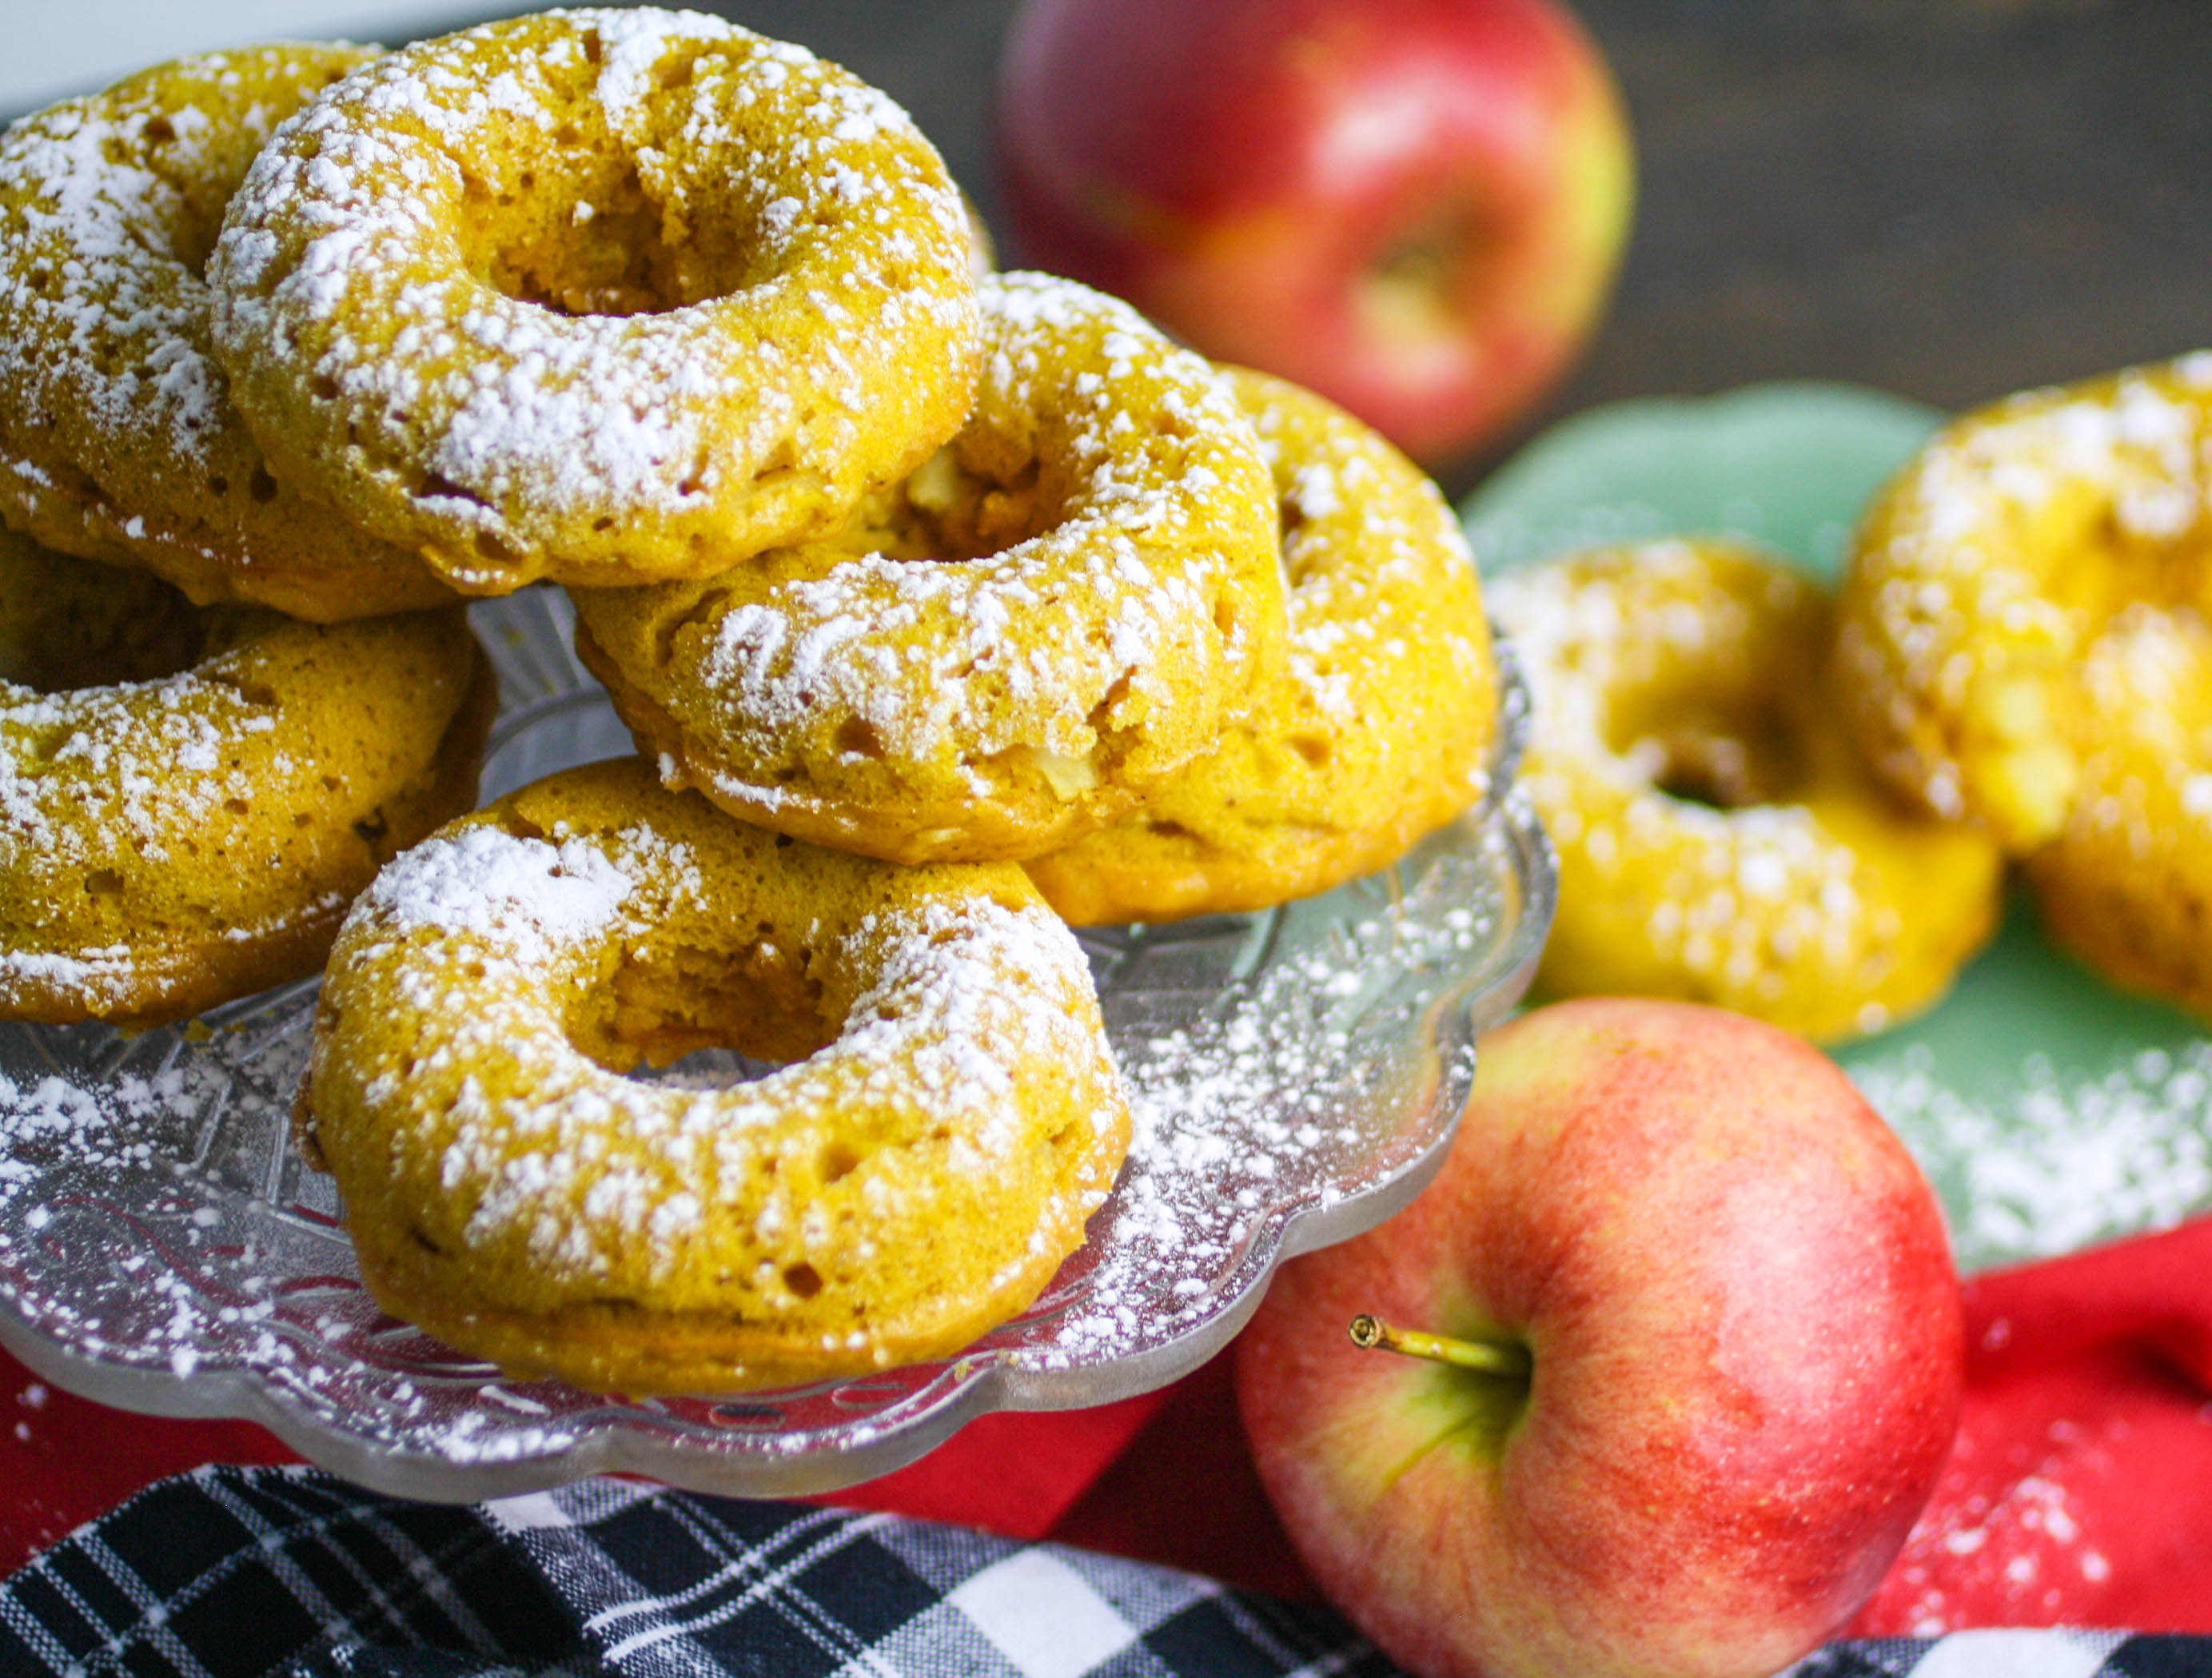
[
  {"left": 1849, "top": 1218, "right": 2212, "bottom": 1635},
  {"left": 10, "top": 1216, "right": 2212, "bottom": 1634}
]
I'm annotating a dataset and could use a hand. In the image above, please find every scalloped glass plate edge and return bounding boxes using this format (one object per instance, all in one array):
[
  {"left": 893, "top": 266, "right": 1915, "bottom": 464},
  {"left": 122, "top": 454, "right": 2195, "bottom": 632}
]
[
  {"left": 0, "top": 795, "right": 1552, "bottom": 1503},
  {"left": 0, "top": 588, "right": 1552, "bottom": 1502}
]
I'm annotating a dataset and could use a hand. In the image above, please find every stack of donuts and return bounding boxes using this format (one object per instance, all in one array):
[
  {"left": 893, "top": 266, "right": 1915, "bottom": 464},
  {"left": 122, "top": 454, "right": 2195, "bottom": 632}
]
[
  {"left": 1492, "top": 353, "right": 2212, "bottom": 1046},
  {"left": 0, "top": 11, "right": 1500, "bottom": 1395}
]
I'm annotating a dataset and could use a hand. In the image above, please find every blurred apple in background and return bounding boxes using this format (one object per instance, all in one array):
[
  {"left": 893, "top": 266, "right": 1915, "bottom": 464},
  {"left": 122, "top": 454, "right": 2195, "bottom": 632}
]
[
  {"left": 994, "top": 0, "right": 1634, "bottom": 468},
  {"left": 1236, "top": 998, "right": 1963, "bottom": 1678}
]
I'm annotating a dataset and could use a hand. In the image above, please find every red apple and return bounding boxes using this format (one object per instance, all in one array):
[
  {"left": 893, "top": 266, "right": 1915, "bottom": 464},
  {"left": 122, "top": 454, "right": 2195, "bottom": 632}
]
[
  {"left": 994, "top": 0, "right": 1634, "bottom": 466},
  {"left": 1235, "top": 998, "right": 1964, "bottom": 1678}
]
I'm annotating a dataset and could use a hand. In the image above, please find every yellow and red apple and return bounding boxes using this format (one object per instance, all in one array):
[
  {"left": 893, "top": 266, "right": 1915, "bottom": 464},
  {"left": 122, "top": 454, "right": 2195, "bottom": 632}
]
[
  {"left": 1236, "top": 998, "right": 1964, "bottom": 1678},
  {"left": 994, "top": 0, "right": 1635, "bottom": 466}
]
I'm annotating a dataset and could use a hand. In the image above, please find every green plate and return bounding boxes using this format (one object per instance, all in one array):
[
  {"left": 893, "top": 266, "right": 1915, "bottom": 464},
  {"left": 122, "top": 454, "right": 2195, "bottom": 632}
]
[{"left": 1463, "top": 382, "right": 2212, "bottom": 1273}]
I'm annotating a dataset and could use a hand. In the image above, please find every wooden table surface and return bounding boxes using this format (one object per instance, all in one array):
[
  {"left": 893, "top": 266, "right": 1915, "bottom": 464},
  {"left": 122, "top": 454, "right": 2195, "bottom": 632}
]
[{"left": 703, "top": 0, "right": 2212, "bottom": 499}]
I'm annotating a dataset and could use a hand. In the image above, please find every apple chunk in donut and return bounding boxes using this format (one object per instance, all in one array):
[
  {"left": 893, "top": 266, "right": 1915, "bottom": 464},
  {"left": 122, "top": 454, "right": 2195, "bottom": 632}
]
[
  {"left": 571, "top": 270, "right": 1286, "bottom": 866},
  {"left": 303, "top": 759, "right": 1132, "bottom": 1397},
  {"left": 207, "top": 8, "right": 982, "bottom": 593}
]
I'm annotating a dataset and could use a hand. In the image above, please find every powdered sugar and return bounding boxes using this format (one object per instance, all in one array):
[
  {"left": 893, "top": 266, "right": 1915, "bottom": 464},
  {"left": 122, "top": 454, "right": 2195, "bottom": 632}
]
[
  {"left": 0, "top": 78, "right": 227, "bottom": 464},
  {"left": 0, "top": 678, "right": 1545, "bottom": 1484},
  {"left": 1493, "top": 540, "right": 1933, "bottom": 1032},
  {"left": 356, "top": 824, "right": 636, "bottom": 969},
  {"left": 1, "top": 664, "right": 277, "bottom": 1009},
  {"left": 1858, "top": 1039, "right": 2212, "bottom": 1269},
  {"left": 1875, "top": 1429, "right": 2117, "bottom": 1634}
]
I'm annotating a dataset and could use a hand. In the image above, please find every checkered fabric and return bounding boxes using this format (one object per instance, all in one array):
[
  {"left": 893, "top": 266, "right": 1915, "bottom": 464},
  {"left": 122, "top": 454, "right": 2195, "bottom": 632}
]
[{"left": 1, "top": 1467, "right": 2208, "bottom": 1678}]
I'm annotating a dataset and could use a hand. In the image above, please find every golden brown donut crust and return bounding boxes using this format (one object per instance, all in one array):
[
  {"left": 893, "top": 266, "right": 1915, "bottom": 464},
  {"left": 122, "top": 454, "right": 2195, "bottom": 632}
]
[
  {"left": 0, "top": 46, "right": 462, "bottom": 622},
  {"left": 208, "top": 9, "right": 982, "bottom": 593},
  {"left": 569, "top": 272, "right": 1285, "bottom": 864},
  {"left": 1024, "top": 368, "right": 1497, "bottom": 923},
  {"left": 0, "top": 528, "right": 492, "bottom": 1026},
  {"left": 1495, "top": 539, "right": 2004, "bottom": 1042},
  {"left": 305, "top": 759, "right": 1133, "bottom": 1396}
]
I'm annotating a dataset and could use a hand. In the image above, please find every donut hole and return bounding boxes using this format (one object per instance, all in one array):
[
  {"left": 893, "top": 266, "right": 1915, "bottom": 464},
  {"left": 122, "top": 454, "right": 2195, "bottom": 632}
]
[
  {"left": 1630, "top": 719, "right": 1801, "bottom": 811},
  {"left": 461, "top": 150, "right": 689, "bottom": 317},
  {"left": 580, "top": 935, "right": 833, "bottom": 1074},
  {"left": 1596, "top": 584, "right": 1816, "bottom": 811}
]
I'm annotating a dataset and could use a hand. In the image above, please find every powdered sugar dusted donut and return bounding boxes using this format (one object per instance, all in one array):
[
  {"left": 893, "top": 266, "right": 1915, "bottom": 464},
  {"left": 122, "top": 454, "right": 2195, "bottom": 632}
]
[
  {"left": 1835, "top": 354, "right": 2212, "bottom": 851},
  {"left": 1495, "top": 539, "right": 2003, "bottom": 1042},
  {"left": 206, "top": 9, "right": 982, "bottom": 593},
  {"left": 570, "top": 271, "right": 1285, "bottom": 865},
  {"left": 0, "top": 45, "right": 460, "bottom": 621},
  {"left": 0, "top": 528, "right": 492, "bottom": 1026},
  {"left": 1025, "top": 368, "right": 1498, "bottom": 923},
  {"left": 305, "top": 759, "right": 1132, "bottom": 1396}
]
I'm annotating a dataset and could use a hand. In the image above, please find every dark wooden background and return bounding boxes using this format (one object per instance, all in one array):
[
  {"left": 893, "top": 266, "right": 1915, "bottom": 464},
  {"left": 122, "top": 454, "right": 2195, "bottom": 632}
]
[{"left": 686, "top": 0, "right": 2212, "bottom": 497}]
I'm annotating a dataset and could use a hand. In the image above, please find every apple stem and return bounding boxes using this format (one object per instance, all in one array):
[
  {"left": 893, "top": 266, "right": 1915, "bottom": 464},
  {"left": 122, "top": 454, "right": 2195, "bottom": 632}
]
[{"left": 1349, "top": 1314, "right": 1532, "bottom": 1378}]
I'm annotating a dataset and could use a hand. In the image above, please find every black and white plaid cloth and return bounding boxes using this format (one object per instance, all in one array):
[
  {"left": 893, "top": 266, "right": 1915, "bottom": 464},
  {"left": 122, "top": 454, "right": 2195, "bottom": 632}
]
[{"left": 1, "top": 1466, "right": 2206, "bottom": 1678}]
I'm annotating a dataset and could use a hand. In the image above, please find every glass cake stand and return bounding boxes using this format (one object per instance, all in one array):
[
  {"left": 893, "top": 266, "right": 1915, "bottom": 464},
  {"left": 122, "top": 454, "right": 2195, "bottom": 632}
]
[{"left": 0, "top": 588, "right": 1555, "bottom": 1501}]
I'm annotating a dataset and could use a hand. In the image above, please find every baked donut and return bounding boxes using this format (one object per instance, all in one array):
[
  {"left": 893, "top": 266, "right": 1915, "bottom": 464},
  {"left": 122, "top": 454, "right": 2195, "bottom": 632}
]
[
  {"left": 2019, "top": 607, "right": 2212, "bottom": 1021},
  {"left": 304, "top": 758, "right": 1132, "bottom": 1396},
  {"left": 0, "top": 528, "right": 492, "bottom": 1026},
  {"left": 569, "top": 271, "right": 1285, "bottom": 865},
  {"left": 208, "top": 9, "right": 982, "bottom": 594},
  {"left": 0, "top": 46, "right": 461, "bottom": 623},
  {"left": 1024, "top": 367, "right": 1498, "bottom": 923},
  {"left": 1493, "top": 539, "right": 2003, "bottom": 1042},
  {"left": 1835, "top": 354, "right": 2212, "bottom": 851}
]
